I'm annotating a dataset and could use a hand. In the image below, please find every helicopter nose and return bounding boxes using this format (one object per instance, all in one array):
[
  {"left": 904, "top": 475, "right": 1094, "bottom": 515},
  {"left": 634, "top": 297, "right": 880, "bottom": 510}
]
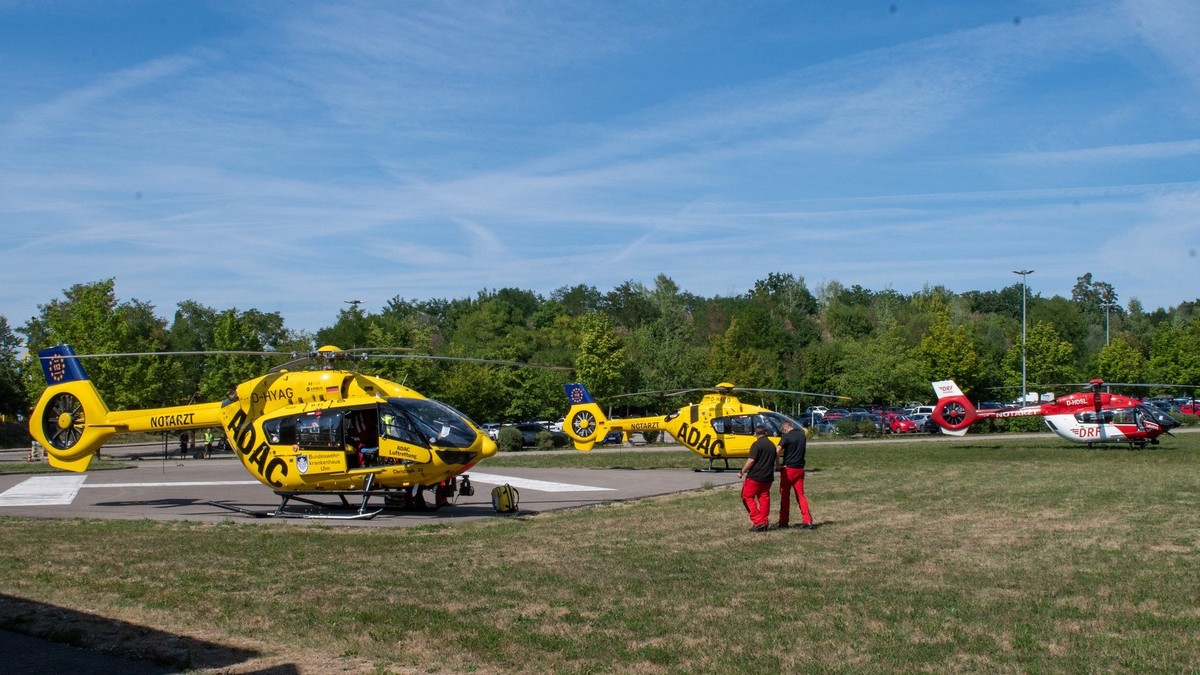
[{"left": 479, "top": 435, "right": 498, "bottom": 458}]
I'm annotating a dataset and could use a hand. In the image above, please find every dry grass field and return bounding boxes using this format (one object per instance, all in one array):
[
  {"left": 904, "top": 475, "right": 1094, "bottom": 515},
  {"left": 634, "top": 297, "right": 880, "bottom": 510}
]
[{"left": 1, "top": 433, "right": 1198, "bottom": 673}]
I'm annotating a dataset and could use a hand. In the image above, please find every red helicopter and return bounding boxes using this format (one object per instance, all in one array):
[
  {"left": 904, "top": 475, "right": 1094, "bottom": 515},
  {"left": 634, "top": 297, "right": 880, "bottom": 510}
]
[{"left": 930, "top": 379, "right": 1181, "bottom": 449}]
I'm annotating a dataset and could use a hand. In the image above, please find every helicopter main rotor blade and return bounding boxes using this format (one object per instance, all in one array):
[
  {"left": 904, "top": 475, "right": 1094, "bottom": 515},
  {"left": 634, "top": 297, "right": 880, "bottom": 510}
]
[
  {"left": 731, "top": 387, "right": 850, "bottom": 400},
  {"left": 37, "top": 350, "right": 296, "bottom": 360},
  {"left": 365, "top": 354, "right": 571, "bottom": 370}
]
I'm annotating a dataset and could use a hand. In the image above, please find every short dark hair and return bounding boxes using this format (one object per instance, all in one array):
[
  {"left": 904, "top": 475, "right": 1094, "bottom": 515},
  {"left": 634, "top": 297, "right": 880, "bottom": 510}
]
[{"left": 754, "top": 425, "right": 767, "bottom": 435}]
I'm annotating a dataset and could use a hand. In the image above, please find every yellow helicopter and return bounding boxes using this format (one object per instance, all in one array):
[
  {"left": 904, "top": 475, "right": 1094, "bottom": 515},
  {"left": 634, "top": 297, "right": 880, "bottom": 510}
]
[
  {"left": 561, "top": 382, "right": 847, "bottom": 471},
  {"left": 30, "top": 344, "right": 562, "bottom": 519}
]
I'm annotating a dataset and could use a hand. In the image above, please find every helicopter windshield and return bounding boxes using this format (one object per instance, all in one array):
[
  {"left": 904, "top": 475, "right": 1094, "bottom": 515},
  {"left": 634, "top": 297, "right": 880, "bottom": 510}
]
[{"left": 386, "top": 398, "right": 477, "bottom": 449}]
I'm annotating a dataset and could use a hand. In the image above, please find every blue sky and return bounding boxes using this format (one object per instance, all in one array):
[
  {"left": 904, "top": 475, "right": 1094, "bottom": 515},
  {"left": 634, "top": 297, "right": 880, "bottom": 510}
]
[{"left": 2, "top": 0, "right": 1198, "bottom": 335}]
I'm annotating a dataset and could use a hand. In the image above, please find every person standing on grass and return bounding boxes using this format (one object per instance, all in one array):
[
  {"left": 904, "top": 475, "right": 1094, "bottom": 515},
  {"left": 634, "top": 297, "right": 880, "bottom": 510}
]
[
  {"left": 738, "top": 425, "right": 776, "bottom": 532},
  {"left": 776, "top": 419, "right": 813, "bottom": 529}
]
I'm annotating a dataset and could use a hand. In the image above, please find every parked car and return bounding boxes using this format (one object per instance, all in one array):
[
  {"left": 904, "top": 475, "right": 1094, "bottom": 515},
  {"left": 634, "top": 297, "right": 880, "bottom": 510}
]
[
  {"left": 906, "top": 405, "right": 935, "bottom": 417},
  {"left": 803, "top": 418, "right": 839, "bottom": 435},
  {"left": 844, "top": 411, "right": 885, "bottom": 434},
  {"left": 883, "top": 413, "right": 918, "bottom": 433},
  {"left": 802, "top": 406, "right": 828, "bottom": 418},
  {"left": 513, "top": 422, "right": 569, "bottom": 447},
  {"left": 822, "top": 408, "right": 850, "bottom": 421},
  {"left": 482, "top": 422, "right": 501, "bottom": 440},
  {"left": 601, "top": 429, "right": 625, "bottom": 444},
  {"left": 1179, "top": 402, "right": 1199, "bottom": 415},
  {"left": 908, "top": 412, "right": 940, "bottom": 434}
]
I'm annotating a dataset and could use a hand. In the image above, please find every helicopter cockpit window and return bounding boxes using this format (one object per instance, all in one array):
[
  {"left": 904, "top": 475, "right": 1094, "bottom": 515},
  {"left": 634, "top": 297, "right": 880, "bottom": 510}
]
[
  {"left": 1076, "top": 410, "right": 1116, "bottom": 424},
  {"left": 379, "top": 406, "right": 427, "bottom": 447},
  {"left": 295, "top": 411, "right": 344, "bottom": 450},
  {"left": 388, "top": 397, "right": 477, "bottom": 449},
  {"left": 755, "top": 412, "right": 796, "bottom": 436}
]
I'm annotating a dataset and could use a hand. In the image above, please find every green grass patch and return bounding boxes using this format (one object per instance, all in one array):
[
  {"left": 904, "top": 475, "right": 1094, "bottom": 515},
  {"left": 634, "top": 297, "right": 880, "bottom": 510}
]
[{"left": 1, "top": 434, "right": 1198, "bottom": 672}]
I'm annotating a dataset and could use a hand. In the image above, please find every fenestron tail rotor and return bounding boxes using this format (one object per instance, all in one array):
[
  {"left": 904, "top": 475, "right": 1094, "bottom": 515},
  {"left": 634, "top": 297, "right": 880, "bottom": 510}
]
[
  {"left": 42, "top": 392, "right": 85, "bottom": 450},
  {"left": 570, "top": 409, "right": 598, "bottom": 439}
]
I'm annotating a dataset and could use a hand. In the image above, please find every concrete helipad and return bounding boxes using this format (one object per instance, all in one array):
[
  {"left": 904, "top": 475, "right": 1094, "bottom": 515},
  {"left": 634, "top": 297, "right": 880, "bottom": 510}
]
[{"left": 0, "top": 452, "right": 741, "bottom": 526}]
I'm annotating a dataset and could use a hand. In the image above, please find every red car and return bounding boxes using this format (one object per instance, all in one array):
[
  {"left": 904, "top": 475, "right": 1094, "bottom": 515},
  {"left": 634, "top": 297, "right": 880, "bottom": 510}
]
[
  {"left": 1181, "top": 402, "right": 1199, "bottom": 415},
  {"left": 884, "top": 413, "right": 918, "bottom": 433}
]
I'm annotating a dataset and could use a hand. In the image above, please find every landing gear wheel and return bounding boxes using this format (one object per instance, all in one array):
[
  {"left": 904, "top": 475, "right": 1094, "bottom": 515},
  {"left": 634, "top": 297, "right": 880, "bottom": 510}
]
[{"left": 42, "top": 392, "right": 85, "bottom": 450}]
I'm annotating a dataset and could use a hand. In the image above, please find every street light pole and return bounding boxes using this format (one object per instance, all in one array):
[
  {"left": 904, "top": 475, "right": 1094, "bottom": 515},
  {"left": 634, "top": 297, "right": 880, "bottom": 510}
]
[
  {"left": 1101, "top": 301, "right": 1118, "bottom": 345},
  {"left": 1013, "top": 269, "right": 1034, "bottom": 405}
]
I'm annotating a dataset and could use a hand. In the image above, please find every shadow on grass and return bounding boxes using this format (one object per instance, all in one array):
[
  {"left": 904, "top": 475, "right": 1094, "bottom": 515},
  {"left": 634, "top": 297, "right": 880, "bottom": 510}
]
[{"left": 0, "top": 593, "right": 281, "bottom": 673}]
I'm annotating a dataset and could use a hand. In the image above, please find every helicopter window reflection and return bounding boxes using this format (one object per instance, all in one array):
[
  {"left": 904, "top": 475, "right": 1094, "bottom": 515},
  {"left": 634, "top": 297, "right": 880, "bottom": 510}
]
[{"left": 389, "top": 398, "right": 476, "bottom": 448}]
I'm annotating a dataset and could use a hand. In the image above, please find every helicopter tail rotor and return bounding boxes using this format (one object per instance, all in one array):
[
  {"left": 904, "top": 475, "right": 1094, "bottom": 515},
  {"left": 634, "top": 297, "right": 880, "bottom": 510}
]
[
  {"left": 930, "top": 380, "right": 976, "bottom": 436},
  {"left": 29, "top": 346, "right": 117, "bottom": 472},
  {"left": 562, "top": 383, "right": 608, "bottom": 451}
]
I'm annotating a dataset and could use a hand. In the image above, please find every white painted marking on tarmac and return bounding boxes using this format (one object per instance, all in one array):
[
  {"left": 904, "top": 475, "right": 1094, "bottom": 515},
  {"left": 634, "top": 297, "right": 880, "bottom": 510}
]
[
  {"left": 0, "top": 475, "right": 87, "bottom": 506},
  {"left": 464, "top": 472, "right": 615, "bottom": 493},
  {"left": 80, "top": 481, "right": 262, "bottom": 489}
]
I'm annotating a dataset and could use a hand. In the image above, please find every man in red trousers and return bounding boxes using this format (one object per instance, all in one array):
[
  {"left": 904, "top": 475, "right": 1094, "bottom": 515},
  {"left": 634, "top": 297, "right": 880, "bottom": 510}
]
[
  {"left": 738, "top": 425, "right": 776, "bottom": 532},
  {"left": 776, "top": 419, "right": 813, "bottom": 529}
]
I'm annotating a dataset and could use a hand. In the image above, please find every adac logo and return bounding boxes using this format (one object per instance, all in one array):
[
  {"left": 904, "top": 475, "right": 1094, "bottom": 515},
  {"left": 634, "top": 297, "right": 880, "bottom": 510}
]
[{"left": 47, "top": 355, "right": 67, "bottom": 383}]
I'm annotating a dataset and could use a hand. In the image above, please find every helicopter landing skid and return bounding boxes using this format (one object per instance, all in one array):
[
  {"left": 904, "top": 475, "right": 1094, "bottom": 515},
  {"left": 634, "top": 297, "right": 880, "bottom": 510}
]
[
  {"left": 207, "top": 494, "right": 383, "bottom": 520},
  {"left": 208, "top": 474, "right": 384, "bottom": 520},
  {"left": 693, "top": 458, "right": 734, "bottom": 473}
]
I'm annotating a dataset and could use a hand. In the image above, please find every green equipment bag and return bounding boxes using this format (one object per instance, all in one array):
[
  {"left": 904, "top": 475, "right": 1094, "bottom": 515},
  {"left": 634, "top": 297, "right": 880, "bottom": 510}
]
[{"left": 491, "top": 483, "right": 519, "bottom": 513}]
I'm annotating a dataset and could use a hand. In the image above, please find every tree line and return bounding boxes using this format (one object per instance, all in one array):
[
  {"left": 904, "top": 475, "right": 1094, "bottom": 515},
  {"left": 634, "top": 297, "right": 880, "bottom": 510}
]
[{"left": 2, "top": 274, "right": 1198, "bottom": 430}]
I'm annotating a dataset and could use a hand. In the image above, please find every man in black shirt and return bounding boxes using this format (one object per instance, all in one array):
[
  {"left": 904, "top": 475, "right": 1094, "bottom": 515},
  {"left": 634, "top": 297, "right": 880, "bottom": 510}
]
[
  {"left": 776, "top": 420, "right": 813, "bottom": 529},
  {"left": 738, "top": 425, "right": 776, "bottom": 532}
]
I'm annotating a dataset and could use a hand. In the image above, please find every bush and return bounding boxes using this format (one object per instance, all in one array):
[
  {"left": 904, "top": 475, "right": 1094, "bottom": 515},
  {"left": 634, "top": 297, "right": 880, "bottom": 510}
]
[
  {"left": 535, "top": 431, "right": 557, "bottom": 451},
  {"left": 835, "top": 419, "right": 858, "bottom": 437},
  {"left": 641, "top": 429, "right": 659, "bottom": 444},
  {"left": 497, "top": 426, "right": 524, "bottom": 452}
]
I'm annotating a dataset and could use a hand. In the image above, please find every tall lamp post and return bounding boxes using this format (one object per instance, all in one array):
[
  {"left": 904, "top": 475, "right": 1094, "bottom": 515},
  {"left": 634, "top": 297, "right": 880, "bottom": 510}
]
[
  {"left": 1100, "top": 301, "right": 1118, "bottom": 345},
  {"left": 1013, "top": 269, "right": 1034, "bottom": 405}
]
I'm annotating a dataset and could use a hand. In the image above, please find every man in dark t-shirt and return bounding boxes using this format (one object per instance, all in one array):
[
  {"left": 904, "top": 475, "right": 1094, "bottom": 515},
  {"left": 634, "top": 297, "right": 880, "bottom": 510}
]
[
  {"left": 738, "top": 425, "right": 776, "bottom": 531},
  {"left": 776, "top": 420, "right": 813, "bottom": 529}
]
